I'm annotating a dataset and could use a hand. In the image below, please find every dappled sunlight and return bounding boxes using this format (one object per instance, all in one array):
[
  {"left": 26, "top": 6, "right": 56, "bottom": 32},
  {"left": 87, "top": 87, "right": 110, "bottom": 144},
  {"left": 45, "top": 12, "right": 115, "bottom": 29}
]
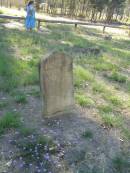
[
  {"left": 2, "top": 21, "right": 24, "bottom": 29},
  {"left": 60, "top": 40, "right": 74, "bottom": 47}
]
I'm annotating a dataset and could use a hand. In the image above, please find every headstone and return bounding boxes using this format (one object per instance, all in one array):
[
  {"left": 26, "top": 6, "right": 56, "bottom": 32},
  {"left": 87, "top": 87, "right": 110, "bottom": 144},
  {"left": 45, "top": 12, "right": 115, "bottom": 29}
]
[{"left": 40, "top": 51, "right": 74, "bottom": 117}]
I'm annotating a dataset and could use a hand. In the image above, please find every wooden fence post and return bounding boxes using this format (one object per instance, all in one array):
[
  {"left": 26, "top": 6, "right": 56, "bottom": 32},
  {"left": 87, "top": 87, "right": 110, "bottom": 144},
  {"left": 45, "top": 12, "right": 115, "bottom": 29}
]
[
  {"left": 75, "top": 23, "right": 77, "bottom": 29},
  {"left": 128, "top": 25, "right": 130, "bottom": 37},
  {"left": 37, "top": 20, "right": 41, "bottom": 30},
  {"left": 103, "top": 25, "right": 106, "bottom": 33}
]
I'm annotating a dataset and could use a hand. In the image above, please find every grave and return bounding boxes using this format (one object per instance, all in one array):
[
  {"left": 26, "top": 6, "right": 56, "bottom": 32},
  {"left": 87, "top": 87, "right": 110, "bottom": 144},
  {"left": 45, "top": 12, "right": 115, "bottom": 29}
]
[{"left": 40, "top": 51, "right": 74, "bottom": 117}]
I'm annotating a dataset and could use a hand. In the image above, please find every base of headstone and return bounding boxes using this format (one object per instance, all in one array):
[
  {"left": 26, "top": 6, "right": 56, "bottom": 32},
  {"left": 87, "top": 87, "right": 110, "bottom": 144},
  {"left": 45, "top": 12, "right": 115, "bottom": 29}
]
[{"left": 42, "top": 105, "right": 76, "bottom": 117}]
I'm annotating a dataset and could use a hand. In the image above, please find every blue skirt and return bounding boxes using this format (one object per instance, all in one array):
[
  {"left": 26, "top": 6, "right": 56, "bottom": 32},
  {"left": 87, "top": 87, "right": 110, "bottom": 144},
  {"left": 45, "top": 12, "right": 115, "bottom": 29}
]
[{"left": 25, "top": 16, "right": 35, "bottom": 29}]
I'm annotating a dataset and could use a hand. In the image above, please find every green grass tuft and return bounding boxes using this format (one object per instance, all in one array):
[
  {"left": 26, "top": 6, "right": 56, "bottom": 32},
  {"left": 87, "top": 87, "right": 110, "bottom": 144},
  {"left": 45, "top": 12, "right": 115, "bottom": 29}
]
[
  {"left": 0, "top": 101, "right": 8, "bottom": 109},
  {"left": 121, "top": 127, "right": 130, "bottom": 140},
  {"left": 82, "top": 130, "right": 93, "bottom": 139},
  {"left": 93, "top": 62, "right": 117, "bottom": 71},
  {"left": 103, "top": 94, "right": 122, "bottom": 106},
  {"left": 75, "top": 93, "right": 95, "bottom": 107},
  {"left": 98, "top": 104, "right": 113, "bottom": 113},
  {"left": 19, "top": 127, "right": 35, "bottom": 137},
  {"left": 74, "top": 66, "right": 94, "bottom": 87},
  {"left": 101, "top": 113, "right": 123, "bottom": 128},
  {"left": 113, "top": 155, "right": 130, "bottom": 172},
  {"left": 28, "top": 89, "right": 40, "bottom": 97},
  {"left": 106, "top": 71, "right": 127, "bottom": 83},
  {"left": 92, "top": 82, "right": 106, "bottom": 93},
  {"left": 0, "top": 10, "right": 3, "bottom": 14},
  {"left": 14, "top": 93, "right": 27, "bottom": 104},
  {"left": 0, "top": 112, "right": 21, "bottom": 135}
]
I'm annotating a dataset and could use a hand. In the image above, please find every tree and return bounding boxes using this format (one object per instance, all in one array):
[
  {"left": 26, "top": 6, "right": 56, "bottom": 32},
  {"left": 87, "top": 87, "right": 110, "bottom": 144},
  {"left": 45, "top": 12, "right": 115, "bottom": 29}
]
[
  {"left": 106, "top": 0, "right": 126, "bottom": 22},
  {"left": 35, "top": 0, "right": 41, "bottom": 11}
]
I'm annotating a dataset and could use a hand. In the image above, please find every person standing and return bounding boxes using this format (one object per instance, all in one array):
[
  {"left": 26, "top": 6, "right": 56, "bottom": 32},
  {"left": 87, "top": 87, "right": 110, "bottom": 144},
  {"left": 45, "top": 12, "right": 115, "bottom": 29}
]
[{"left": 25, "top": 1, "right": 36, "bottom": 31}]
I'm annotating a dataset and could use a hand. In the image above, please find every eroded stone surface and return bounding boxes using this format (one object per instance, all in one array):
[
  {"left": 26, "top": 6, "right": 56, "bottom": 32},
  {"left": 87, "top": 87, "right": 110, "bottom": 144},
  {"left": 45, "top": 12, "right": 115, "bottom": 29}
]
[{"left": 40, "top": 52, "right": 74, "bottom": 117}]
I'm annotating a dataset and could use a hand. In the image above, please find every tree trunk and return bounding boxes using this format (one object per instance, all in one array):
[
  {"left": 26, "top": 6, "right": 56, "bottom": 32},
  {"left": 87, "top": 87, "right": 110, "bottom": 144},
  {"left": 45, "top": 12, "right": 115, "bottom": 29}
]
[
  {"left": 106, "top": 7, "right": 114, "bottom": 23},
  {"left": 35, "top": 0, "right": 40, "bottom": 11}
]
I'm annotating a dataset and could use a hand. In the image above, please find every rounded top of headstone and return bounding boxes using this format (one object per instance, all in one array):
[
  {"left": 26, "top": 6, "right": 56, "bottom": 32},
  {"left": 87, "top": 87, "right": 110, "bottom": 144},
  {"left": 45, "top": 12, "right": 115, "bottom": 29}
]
[{"left": 41, "top": 51, "right": 72, "bottom": 69}]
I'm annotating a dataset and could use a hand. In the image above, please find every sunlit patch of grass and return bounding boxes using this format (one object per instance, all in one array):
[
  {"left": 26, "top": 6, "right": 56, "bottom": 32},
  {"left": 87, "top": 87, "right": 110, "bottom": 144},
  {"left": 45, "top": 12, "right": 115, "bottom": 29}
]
[
  {"left": 100, "top": 113, "right": 123, "bottom": 128},
  {"left": 75, "top": 93, "right": 95, "bottom": 107},
  {"left": 92, "top": 82, "right": 106, "bottom": 93},
  {"left": 93, "top": 62, "right": 117, "bottom": 71},
  {"left": 74, "top": 65, "right": 94, "bottom": 87},
  {"left": 0, "top": 10, "right": 3, "bottom": 14},
  {"left": 0, "top": 30, "right": 41, "bottom": 91},
  {"left": 0, "top": 112, "right": 21, "bottom": 135},
  {"left": 103, "top": 94, "right": 122, "bottom": 106},
  {"left": 74, "top": 65, "right": 94, "bottom": 81}
]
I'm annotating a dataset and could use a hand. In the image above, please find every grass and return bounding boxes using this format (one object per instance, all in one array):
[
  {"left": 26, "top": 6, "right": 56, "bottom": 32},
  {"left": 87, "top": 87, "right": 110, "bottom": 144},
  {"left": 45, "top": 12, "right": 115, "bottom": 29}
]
[
  {"left": 0, "top": 10, "right": 3, "bottom": 14},
  {"left": 97, "top": 104, "right": 113, "bottom": 113},
  {"left": 103, "top": 94, "right": 122, "bottom": 106},
  {"left": 0, "top": 112, "right": 21, "bottom": 135},
  {"left": 127, "top": 81, "right": 130, "bottom": 92},
  {"left": 93, "top": 62, "right": 117, "bottom": 71},
  {"left": 92, "top": 82, "right": 106, "bottom": 93},
  {"left": 100, "top": 113, "right": 123, "bottom": 128},
  {"left": 0, "top": 21, "right": 129, "bottom": 167},
  {"left": 121, "top": 127, "right": 130, "bottom": 140},
  {"left": 113, "top": 154, "right": 130, "bottom": 173},
  {"left": 82, "top": 130, "right": 93, "bottom": 139},
  {"left": 14, "top": 93, "right": 27, "bottom": 104},
  {"left": 105, "top": 71, "right": 127, "bottom": 83},
  {"left": 0, "top": 14, "right": 129, "bottom": 173},
  {"left": 75, "top": 93, "right": 95, "bottom": 107},
  {"left": 0, "top": 101, "right": 8, "bottom": 109},
  {"left": 19, "top": 127, "right": 35, "bottom": 137},
  {"left": 74, "top": 65, "right": 94, "bottom": 88},
  {"left": 27, "top": 88, "right": 40, "bottom": 97}
]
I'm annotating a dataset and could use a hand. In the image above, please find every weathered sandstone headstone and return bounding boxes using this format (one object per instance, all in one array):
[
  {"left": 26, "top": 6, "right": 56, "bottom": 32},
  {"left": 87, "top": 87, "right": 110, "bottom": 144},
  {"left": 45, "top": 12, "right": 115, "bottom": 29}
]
[{"left": 40, "top": 52, "right": 74, "bottom": 117}]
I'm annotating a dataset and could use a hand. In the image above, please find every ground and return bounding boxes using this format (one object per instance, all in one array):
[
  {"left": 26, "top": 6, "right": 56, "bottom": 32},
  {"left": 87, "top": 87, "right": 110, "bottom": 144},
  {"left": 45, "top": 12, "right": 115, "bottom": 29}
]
[{"left": 0, "top": 8, "right": 130, "bottom": 173}]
